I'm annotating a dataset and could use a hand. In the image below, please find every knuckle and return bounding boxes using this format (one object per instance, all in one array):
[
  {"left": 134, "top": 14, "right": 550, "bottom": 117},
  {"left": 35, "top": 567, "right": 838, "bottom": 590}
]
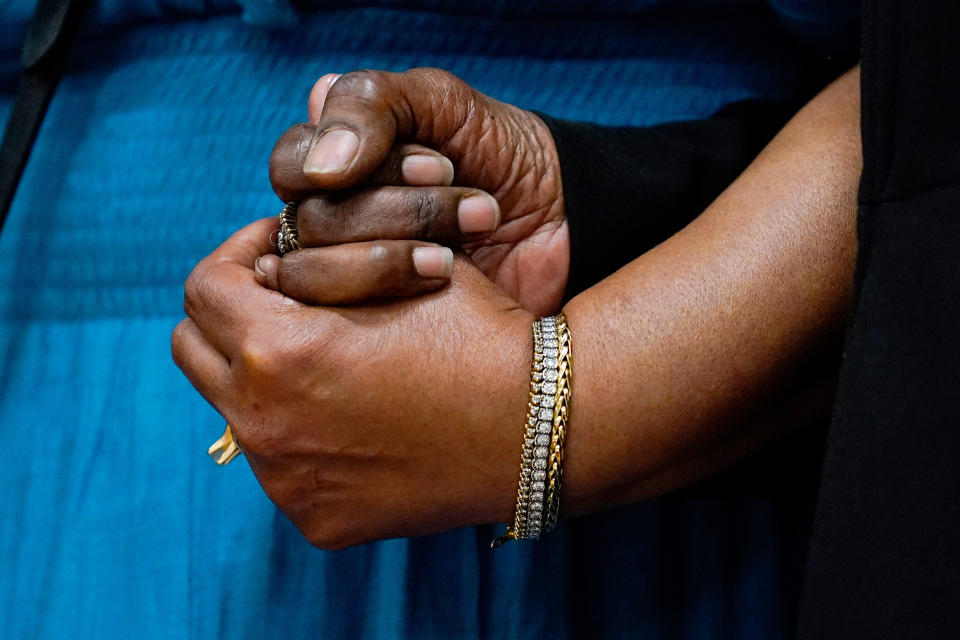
[
  {"left": 415, "top": 67, "right": 472, "bottom": 103},
  {"left": 269, "top": 123, "right": 314, "bottom": 193},
  {"left": 276, "top": 257, "right": 307, "bottom": 294},
  {"left": 368, "top": 242, "right": 390, "bottom": 263},
  {"left": 418, "top": 67, "right": 460, "bottom": 86},
  {"left": 411, "top": 68, "right": 481, "bottom": 133},
  {"left": 305, "top": 524, "right": 353, "bottom": 552},
  {"left": 301, "top": 194, "right": 349, "bottom": 242},
  {"left": 183, "top": 261, "right": 215, "bottom": 315},
  {"left": 328, "top": 69, "right": 387, "bottom": 104},
  {"left": 169, "top": 321, "right": 189, "bottom": 367},
  {"left": 279, "top": 254, "right": 334, "bottom": 300},
  {"left": 236, "top": 321, "right": 316, "bottom": 383},
  {"left": 367, "top": 244, "right": 401, "bottom": 292},
  {"left": 237, "top": 336, "right": 286, "bottom": 381},
  {"left": 413, "top": 190, "right": 441, "bottom": 237}
]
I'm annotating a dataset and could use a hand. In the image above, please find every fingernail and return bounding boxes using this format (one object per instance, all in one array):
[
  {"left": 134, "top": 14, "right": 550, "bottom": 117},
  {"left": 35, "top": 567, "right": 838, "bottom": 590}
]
[
  {"left": 322, "top": 73, "right": 341, "bottom": 89},
  {"left": 254, "top": 254, "right": 281, "bottom": 290},
  {"left": 303, "top": 129, "right": 359, "bottom": 175},
  {"left": 412, "top": 246, "right": 454, "bottom": 278},
  {"left": 458, "top": 194, "right": 500, "bottom": 234},
  {"left": 401, "top": 154, "right": 454, "bottom": 186},
  {"left": 309, "top": 74, "right": 343, "bottom": 124},
  {"left": 312, "top": 73, "right": 341, "bottom": 99}
]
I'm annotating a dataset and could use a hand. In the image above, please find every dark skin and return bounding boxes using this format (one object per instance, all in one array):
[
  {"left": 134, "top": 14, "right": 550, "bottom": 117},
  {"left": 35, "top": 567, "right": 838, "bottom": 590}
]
[
  {"left": 255, "top": 240, "right": 455, "bottom": 306},
  {"left": 268, "top": 69, "right": 569, "bottom": 316},
  {"left": 173, "top": 67, "right": 860, "bottom": 549}
]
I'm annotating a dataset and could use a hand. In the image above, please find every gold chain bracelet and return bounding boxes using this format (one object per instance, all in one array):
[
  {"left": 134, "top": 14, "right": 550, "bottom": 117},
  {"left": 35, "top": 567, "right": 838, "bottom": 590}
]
[{"left": 492, "top": 313, "right": 572, "bottom": 548}]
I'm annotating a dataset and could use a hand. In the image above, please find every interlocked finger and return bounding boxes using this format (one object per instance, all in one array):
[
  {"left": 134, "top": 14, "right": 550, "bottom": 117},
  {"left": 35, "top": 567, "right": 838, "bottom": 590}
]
[
  {"left": 293, "top": 186, "right": 500, "bottom": 248},
  {"left": 271, "top": 124, "right": 454, "bottom": 202},
  {"left": 255, "top": 240, "right": 454, "bottom": 305}
]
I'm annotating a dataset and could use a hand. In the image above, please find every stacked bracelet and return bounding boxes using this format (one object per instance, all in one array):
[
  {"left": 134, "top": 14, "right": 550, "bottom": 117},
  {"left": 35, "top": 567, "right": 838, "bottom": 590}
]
[{"left": 492, "top": 313, "right": 572, "bottom": 547}]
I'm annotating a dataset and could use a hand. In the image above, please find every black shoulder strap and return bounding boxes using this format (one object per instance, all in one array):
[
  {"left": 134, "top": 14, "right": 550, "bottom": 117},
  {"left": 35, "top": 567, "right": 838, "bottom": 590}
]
[{"left": 0, "top": 0, "right": 89, "bottom": 232}]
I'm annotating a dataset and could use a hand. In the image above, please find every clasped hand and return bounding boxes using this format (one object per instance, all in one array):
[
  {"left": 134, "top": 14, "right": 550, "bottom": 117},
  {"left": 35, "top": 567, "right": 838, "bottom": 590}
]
[{"left": 173, "top": 68, "right": 568, "bottom": 549}]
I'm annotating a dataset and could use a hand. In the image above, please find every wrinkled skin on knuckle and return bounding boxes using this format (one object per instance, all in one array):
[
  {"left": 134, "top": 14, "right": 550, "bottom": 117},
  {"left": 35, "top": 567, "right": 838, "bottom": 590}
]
[
  {"left": 411, "top": 189, "right": 441, "bottom": 238},
  {"left": 408, "top": 67, "right": 475, "bottom": 145},
  {"left": 429, "top": 68, "right": 477, "bottom": 115},
  {"left": 417, "top": 66, "right": 459, "bottom": 84}
]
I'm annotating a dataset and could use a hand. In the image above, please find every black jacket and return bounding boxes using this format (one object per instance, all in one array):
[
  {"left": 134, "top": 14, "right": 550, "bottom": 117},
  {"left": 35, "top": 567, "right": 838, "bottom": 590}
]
[{"left": 798, "top": 1, "right": 960, "bottom": 636}]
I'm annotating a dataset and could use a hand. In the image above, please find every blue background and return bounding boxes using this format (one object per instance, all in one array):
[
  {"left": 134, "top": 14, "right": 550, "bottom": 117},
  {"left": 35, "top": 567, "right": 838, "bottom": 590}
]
[{"left": 0, "top": 1, "right": 856, "bottom": 637}]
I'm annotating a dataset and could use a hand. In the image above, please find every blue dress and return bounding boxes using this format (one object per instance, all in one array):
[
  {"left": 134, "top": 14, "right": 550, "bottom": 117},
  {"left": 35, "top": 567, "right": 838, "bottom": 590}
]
[{"left": 0, "top": 1, "right": 857, "bottom": 637}]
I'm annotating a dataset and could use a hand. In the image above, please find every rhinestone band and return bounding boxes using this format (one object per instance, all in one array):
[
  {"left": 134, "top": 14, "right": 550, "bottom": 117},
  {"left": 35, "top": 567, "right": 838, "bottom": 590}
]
[{"left": 492, "top": 313, "right": 572, "bottom": 548}]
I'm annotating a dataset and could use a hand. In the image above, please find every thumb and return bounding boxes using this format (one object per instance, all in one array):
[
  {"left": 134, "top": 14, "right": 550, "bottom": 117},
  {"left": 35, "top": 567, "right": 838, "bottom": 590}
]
[{"left": 301, "top": 68, "right": 480, "bottom": 190}]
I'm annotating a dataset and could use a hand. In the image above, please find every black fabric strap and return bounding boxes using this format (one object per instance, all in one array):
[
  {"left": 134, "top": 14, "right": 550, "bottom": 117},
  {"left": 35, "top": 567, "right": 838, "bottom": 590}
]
[{"left": 0, "top": 0, "right": 88, "bottom": 233}]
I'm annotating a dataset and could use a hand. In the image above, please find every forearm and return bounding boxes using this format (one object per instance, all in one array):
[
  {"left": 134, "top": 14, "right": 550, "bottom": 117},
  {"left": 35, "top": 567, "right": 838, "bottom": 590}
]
[
  {"left": 541, "top": 98, "right": 799, "bottom": 297},
  {"left": 561, "top": 67, "right": 861, "bottom": 515}
]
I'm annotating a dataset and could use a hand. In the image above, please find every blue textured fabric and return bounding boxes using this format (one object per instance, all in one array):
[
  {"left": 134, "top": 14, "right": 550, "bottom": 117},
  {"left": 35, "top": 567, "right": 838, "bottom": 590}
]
[{"left": 0, "top": 1, "right": 855, "bottom": 637}]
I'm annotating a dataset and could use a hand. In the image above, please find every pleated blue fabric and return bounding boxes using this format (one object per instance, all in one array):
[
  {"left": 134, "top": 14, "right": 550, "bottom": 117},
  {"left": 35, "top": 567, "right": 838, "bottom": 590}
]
[{"left": 0, "top": 1, "right": 855, "bottom": 637}]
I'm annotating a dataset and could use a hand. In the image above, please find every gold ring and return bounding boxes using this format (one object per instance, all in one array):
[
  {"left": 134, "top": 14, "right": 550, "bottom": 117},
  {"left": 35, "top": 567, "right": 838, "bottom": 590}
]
[
  {"left": 211, "top": 204, "right": 299, "bottom": 466},
  {"left": 208, "top": 424, "right": 242, "bottom": 465},
  {"left": 276, "top": 201, "right": 301, "bottom": 255}
]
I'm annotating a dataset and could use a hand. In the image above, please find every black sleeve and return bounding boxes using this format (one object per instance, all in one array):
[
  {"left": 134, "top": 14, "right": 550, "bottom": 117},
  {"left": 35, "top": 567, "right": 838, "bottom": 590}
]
[{"left": 538, "top": 99, "right": 797, "bottom": 298}]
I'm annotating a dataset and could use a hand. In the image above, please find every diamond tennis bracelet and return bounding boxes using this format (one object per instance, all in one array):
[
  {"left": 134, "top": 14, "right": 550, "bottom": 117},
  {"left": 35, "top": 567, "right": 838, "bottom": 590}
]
[{"left": 492, "top": 313, "right": 572, "bottom": 547}]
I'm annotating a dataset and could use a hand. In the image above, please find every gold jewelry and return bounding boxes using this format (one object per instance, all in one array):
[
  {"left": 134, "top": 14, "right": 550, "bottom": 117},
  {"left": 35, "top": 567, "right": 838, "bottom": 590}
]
[
  {"left": 492, "top": 313, "right": 572, "bottom": 547},
  {"left": 510, "top": 321, "right": 543, "bottom": 540},
  {"left": 276, "top": 201, "right": 301, "bottom": 255},
  {"left": 543, "top": 314, "right": 572, "bottom": 531},
  {"left": 208, "top": 202, "right": 302, "bottom": 467},
  {"left": 208, "top": 423, "right": 241, "bottom": 465}
]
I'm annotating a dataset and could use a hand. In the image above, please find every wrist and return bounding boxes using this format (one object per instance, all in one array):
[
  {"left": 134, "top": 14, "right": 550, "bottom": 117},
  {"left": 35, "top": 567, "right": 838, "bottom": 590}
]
[
  {"left": 454, "top": 303, "right": 536, "bottom": 527},
  {"left": 493, "top": 310, "right": 539, "bottom": 526},
  {"left": 552, "top": 293, "right": 628, "bottom": 518}
]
